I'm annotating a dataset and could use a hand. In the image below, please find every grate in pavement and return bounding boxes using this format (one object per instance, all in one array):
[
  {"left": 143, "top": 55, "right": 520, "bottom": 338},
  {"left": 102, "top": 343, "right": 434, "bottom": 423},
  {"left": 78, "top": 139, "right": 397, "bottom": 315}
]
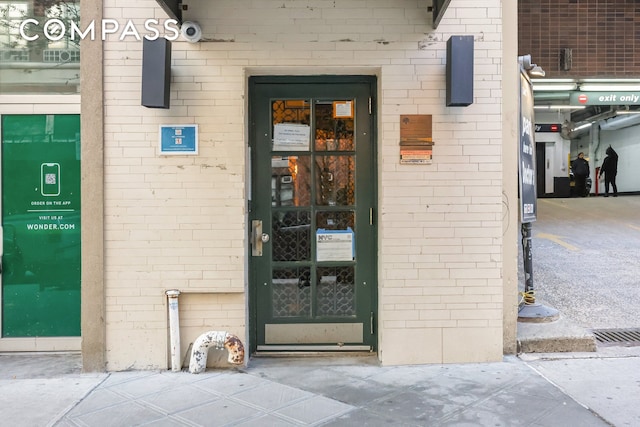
[{"left": 592, "top": 328, "right": 640, "bottom": 346}]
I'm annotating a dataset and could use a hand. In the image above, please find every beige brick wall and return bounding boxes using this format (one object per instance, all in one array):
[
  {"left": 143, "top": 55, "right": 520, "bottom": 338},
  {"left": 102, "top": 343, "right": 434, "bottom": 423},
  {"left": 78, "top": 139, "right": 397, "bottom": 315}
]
[{"left": 103, "top": 0, "right": 507, "bottom": 369}]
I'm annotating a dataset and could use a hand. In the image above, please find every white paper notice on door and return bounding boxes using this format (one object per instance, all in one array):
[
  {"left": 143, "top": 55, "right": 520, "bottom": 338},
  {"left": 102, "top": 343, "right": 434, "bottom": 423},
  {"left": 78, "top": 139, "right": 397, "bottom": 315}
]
[
  {"left": 316, "top": 228, "right": 354, "bottom": 262},
  {"left": 273, "top": 123, "right": 310, "bottom": 151}
]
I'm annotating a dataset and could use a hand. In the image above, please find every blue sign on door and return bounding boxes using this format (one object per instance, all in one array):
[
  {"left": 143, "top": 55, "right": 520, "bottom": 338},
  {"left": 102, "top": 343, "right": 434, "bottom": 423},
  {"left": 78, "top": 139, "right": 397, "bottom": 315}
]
[{"left": 160, "top": 124, "right": 198, "bottom": 155}]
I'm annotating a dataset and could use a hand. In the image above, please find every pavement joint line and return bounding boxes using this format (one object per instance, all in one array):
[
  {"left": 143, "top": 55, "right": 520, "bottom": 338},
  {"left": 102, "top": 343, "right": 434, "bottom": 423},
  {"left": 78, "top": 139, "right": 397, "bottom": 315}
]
[
  {"left": 522, "top": 361, "right": 617, "bottom": 427},
  {"left": 49, "top": 373, "right": 111, "bottom": 427},
  {"left": 224, "top": 385, "right": 316, "bottom": 414}
]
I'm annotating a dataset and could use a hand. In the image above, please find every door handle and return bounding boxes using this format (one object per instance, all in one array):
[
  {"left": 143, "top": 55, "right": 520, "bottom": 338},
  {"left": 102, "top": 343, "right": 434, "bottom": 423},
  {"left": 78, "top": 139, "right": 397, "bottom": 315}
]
[{"left": 252, "top": 220, "right": 268, "bottom": 256}]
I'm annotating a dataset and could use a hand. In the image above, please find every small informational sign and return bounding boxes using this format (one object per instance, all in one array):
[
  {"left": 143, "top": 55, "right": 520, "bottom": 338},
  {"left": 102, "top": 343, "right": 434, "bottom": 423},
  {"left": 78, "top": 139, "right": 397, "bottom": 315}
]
[
  {"left": 333, "top": 101, "right": 354, "bottom": 118},
  {"left": 400, "top": 147, "right": 433, "bottom": 165},
  {"left": 570, "top": 91, "right": 640, "bottom": 106},
  {"left": 519, "top": 71, "right": 537, "bottom": 222},
  {"left": 271, "top": 156, "right": 291, "bottom": 168},
  {"left": 159, "top": 124, "right": 198, "bottom": 155},
  {"left": 399, "top": 115, "right": 434, "bottom": 165},
  {"left": 273, "top": 123, "right": 310, "bottom": 151},
  {"left": 316, "top": 228, "right": 354, "bottom": 262}
]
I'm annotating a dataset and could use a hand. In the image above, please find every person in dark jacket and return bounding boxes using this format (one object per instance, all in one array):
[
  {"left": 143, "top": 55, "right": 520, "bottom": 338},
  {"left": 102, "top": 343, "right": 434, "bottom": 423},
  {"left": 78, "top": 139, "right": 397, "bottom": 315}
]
[
  {"left": 572, "top": 152, "right": 590, "bottom": 197},
  {"left": 599, "top": 146, "right": 619, "bottom": 197}
]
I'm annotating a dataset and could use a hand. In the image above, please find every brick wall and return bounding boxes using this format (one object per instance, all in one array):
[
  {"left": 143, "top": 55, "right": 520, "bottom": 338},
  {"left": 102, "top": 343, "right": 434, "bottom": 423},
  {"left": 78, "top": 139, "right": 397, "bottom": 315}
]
[
  {"left": 519, "top": 0, "right": 640, "bottom": 78},
  {"left": 103, "top": 0, "right": 507, "bottom": 369}
]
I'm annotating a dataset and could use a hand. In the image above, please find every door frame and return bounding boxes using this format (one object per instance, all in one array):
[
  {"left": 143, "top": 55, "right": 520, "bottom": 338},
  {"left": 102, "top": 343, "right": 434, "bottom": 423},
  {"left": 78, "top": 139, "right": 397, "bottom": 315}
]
[{"left": 247, "top": 75, "right": 378, "bottom": 355}]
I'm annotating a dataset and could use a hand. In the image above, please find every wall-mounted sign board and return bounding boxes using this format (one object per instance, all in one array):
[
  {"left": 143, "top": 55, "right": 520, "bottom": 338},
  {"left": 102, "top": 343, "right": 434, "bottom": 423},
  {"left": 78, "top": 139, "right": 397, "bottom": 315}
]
[
  {"left": 159, "top": 124, "right": 198, "bottom": 155},
  {"left": 399, "top": 115, "right": 433, "bottom": 164},
  {"left": 400, "top": 144, "right": 433, "bottom": 164},
  {"left": 570, "top": 92, "right": 640, "bottom": 106}
]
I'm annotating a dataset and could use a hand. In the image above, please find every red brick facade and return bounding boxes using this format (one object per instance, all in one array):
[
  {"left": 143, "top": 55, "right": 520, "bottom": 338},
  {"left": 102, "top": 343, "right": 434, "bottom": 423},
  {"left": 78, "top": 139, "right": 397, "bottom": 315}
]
[{"left": 519, "top": 0, "right": 640, "bottom": 78}]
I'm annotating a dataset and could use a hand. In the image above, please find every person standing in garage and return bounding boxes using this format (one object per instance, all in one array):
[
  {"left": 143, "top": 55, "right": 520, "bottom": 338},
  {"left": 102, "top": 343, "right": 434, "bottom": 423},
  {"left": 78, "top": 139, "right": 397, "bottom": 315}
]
[
  {"left": 572, "top": 152, "right": 590, "bottom": 197},
  {"left": 599, "top": 146, "right": 619, "bottom": 197}
]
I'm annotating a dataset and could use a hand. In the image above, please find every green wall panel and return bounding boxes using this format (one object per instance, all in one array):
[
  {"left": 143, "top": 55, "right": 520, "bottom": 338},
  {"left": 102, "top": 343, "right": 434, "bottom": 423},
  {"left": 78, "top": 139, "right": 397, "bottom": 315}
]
[{"left": 2, "top": 114, "right": 81, "bottom": 337}]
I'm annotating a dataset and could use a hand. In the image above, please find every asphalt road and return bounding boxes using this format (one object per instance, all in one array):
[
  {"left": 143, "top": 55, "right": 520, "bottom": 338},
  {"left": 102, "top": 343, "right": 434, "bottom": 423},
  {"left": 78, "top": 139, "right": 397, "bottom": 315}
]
[{"left": 520, "top": 194, "right": 640, "bottom": 330}]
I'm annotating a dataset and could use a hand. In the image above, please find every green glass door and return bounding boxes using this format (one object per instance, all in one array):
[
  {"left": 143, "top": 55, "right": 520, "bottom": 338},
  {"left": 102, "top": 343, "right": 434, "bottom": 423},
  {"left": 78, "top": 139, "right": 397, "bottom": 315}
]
[
  {"left": 1, "top": 114, "right": 81, "bottom": 337},
  {"left": 249, "top": 76, "right": 377, "bottom": 352}
]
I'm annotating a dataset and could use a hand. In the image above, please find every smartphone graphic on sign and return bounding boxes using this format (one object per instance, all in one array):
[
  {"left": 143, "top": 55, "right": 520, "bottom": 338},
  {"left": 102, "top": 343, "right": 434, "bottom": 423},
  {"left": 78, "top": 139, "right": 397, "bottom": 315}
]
[{"left": 41, "top": 163, "right": 60, "bottom": 196}]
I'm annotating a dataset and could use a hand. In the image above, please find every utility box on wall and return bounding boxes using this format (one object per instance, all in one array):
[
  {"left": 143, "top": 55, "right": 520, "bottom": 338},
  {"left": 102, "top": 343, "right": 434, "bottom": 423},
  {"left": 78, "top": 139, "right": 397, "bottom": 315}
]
[
  {"left": 446, "top": 35, "right": 474, "bottom": 107},
  {"left": 141, "top": 38, "right": 172, "bottom": 109}
]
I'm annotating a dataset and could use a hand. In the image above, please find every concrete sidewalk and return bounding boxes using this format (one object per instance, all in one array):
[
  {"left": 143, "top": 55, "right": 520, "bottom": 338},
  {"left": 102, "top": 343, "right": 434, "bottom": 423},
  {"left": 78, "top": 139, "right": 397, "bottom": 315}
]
[{"left": 2, "top": 350, "right": 639, "bottom": 426}]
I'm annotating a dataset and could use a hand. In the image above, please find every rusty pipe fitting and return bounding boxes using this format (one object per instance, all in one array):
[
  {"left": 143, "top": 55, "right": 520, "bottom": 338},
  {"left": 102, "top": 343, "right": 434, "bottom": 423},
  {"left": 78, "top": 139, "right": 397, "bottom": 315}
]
[{"left": 188, "top": 330, "right": 245, "bottom": 374}]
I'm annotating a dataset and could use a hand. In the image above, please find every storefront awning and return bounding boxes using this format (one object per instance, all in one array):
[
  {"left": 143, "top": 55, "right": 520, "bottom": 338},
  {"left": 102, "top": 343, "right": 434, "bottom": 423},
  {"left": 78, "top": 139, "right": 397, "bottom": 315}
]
[{"left": 155, "top": 0, "right": 182, "bottom": 23}]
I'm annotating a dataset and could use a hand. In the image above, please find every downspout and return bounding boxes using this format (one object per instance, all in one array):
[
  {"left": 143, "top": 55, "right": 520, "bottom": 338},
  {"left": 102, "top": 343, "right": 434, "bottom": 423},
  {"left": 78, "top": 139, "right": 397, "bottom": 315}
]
[{"left": 165, "top": 290, "right": 181, "bottom": 372}]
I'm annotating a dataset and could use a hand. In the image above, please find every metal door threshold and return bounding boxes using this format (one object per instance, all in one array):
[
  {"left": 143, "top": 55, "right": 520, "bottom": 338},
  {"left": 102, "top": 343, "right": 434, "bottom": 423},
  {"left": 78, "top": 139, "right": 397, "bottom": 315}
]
[{"left": 257, "top": 345, "right": 371, "bottom": 352}]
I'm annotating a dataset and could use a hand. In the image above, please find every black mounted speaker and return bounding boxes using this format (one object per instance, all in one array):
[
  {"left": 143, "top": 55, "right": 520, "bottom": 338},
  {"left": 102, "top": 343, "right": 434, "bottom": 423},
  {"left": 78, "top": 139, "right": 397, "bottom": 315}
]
[
  {"left": 446, "top": 35, "right": 474, "bottom": 107},
  {"left": 141, "top": 38, "right": 171, "bottom": 109}
]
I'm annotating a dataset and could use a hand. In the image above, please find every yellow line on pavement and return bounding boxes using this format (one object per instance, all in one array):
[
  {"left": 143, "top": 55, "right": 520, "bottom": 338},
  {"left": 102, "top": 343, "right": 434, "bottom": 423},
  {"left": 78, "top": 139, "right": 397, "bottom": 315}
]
[{"left": 535, "top": 232, "right": 579, "bottom": 251}]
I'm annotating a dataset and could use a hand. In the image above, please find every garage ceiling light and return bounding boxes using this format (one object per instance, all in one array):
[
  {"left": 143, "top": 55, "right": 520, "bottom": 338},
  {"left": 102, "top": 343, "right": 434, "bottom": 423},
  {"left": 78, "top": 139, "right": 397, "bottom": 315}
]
[
  {"left": 579, "top": 84, "right": 640, "bottom": 91},
  {"left": 615, "top": 110, "right": 640, "bottom": 115},
  {"left": 532, "top": 83, "right": 578, "bottom": 91},
  {"left": 534, "top": 105, "right": 585, "bottom": 110}
]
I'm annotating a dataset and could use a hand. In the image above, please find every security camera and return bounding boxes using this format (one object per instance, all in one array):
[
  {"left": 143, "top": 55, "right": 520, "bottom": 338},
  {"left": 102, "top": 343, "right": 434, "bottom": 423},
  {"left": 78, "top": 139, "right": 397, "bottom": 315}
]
[{"left": 181, "top": 21, "right": 202, "bottom": 43}]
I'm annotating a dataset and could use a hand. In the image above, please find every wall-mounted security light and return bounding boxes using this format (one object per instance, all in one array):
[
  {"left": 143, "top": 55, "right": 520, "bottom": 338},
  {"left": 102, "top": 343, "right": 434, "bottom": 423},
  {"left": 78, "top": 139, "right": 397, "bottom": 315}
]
[{"left": 518, "top": 54, "right": 546, "bottom": 78}]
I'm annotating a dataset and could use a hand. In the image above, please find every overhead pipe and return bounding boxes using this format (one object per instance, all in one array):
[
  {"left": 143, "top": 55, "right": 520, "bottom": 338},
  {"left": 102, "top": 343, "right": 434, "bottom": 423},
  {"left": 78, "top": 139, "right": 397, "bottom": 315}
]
[
  {"left": 599, "top": 114, "right": 640, "bottom": 131},
  {"left": 189, "top": 330, "right": 245, "bottom": 374},
  {"left": 165, "top": 290, "right": 182, "bottom": 372}
]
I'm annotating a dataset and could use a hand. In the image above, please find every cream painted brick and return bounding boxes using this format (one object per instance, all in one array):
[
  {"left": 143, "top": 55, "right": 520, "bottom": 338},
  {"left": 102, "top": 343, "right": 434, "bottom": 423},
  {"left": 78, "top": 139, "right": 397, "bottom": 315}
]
[
  {"left": 384, "top": 310, "right": 421, "bottom": 321},
  {"left": 451, "top": 307, "right": 502, "bottom": 320},
  {"left": 382, "top": 321, "right": 407, "bottom": 329},
  {"left": 440, "top": 253, "right": 492, "bottom": 263},
  {"left": 380, "top": 287, "right": 425, "bottom": 296},
  {"left": 102, "top": 0, "right": 506, "bottom": 368},
  {"left": 448, "top": 297, "right": 500, "bottom": 308},
  {"left": 421, "top": 286, "right": 465, "bottom": 296},
  {"left": 380, "top": 328, "right": 443, "bottom": 365},
  {"left": 442, "top": 327, "right": 502, "bottom": 363},
  {"left": 405, "top": 320, "right": 457, "bottom": 328},
  {"left": 419, "top": 310, "right": 451, "bottom": 320},
  {"left": 456, "top": 320, "right": 491, "bottom": 328},
  {"left": 463, "top": 286, "right": 503, "bottom": 295}
]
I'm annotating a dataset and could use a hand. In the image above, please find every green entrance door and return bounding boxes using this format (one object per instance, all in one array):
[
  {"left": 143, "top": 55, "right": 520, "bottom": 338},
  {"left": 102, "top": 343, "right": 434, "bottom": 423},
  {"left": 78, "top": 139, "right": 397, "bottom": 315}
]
[
  {"left": 249, "top": 76, "right": 377, "bottom": 352},
  {"left": 1, "top": 114, "right": 81, "bottom": 338}
]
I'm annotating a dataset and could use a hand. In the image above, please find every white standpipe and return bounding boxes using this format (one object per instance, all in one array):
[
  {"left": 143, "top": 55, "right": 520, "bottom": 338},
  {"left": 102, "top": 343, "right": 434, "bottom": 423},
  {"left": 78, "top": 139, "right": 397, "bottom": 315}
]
[{"left": 165, "top": 289, "right": 182, "bottom": 372}]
